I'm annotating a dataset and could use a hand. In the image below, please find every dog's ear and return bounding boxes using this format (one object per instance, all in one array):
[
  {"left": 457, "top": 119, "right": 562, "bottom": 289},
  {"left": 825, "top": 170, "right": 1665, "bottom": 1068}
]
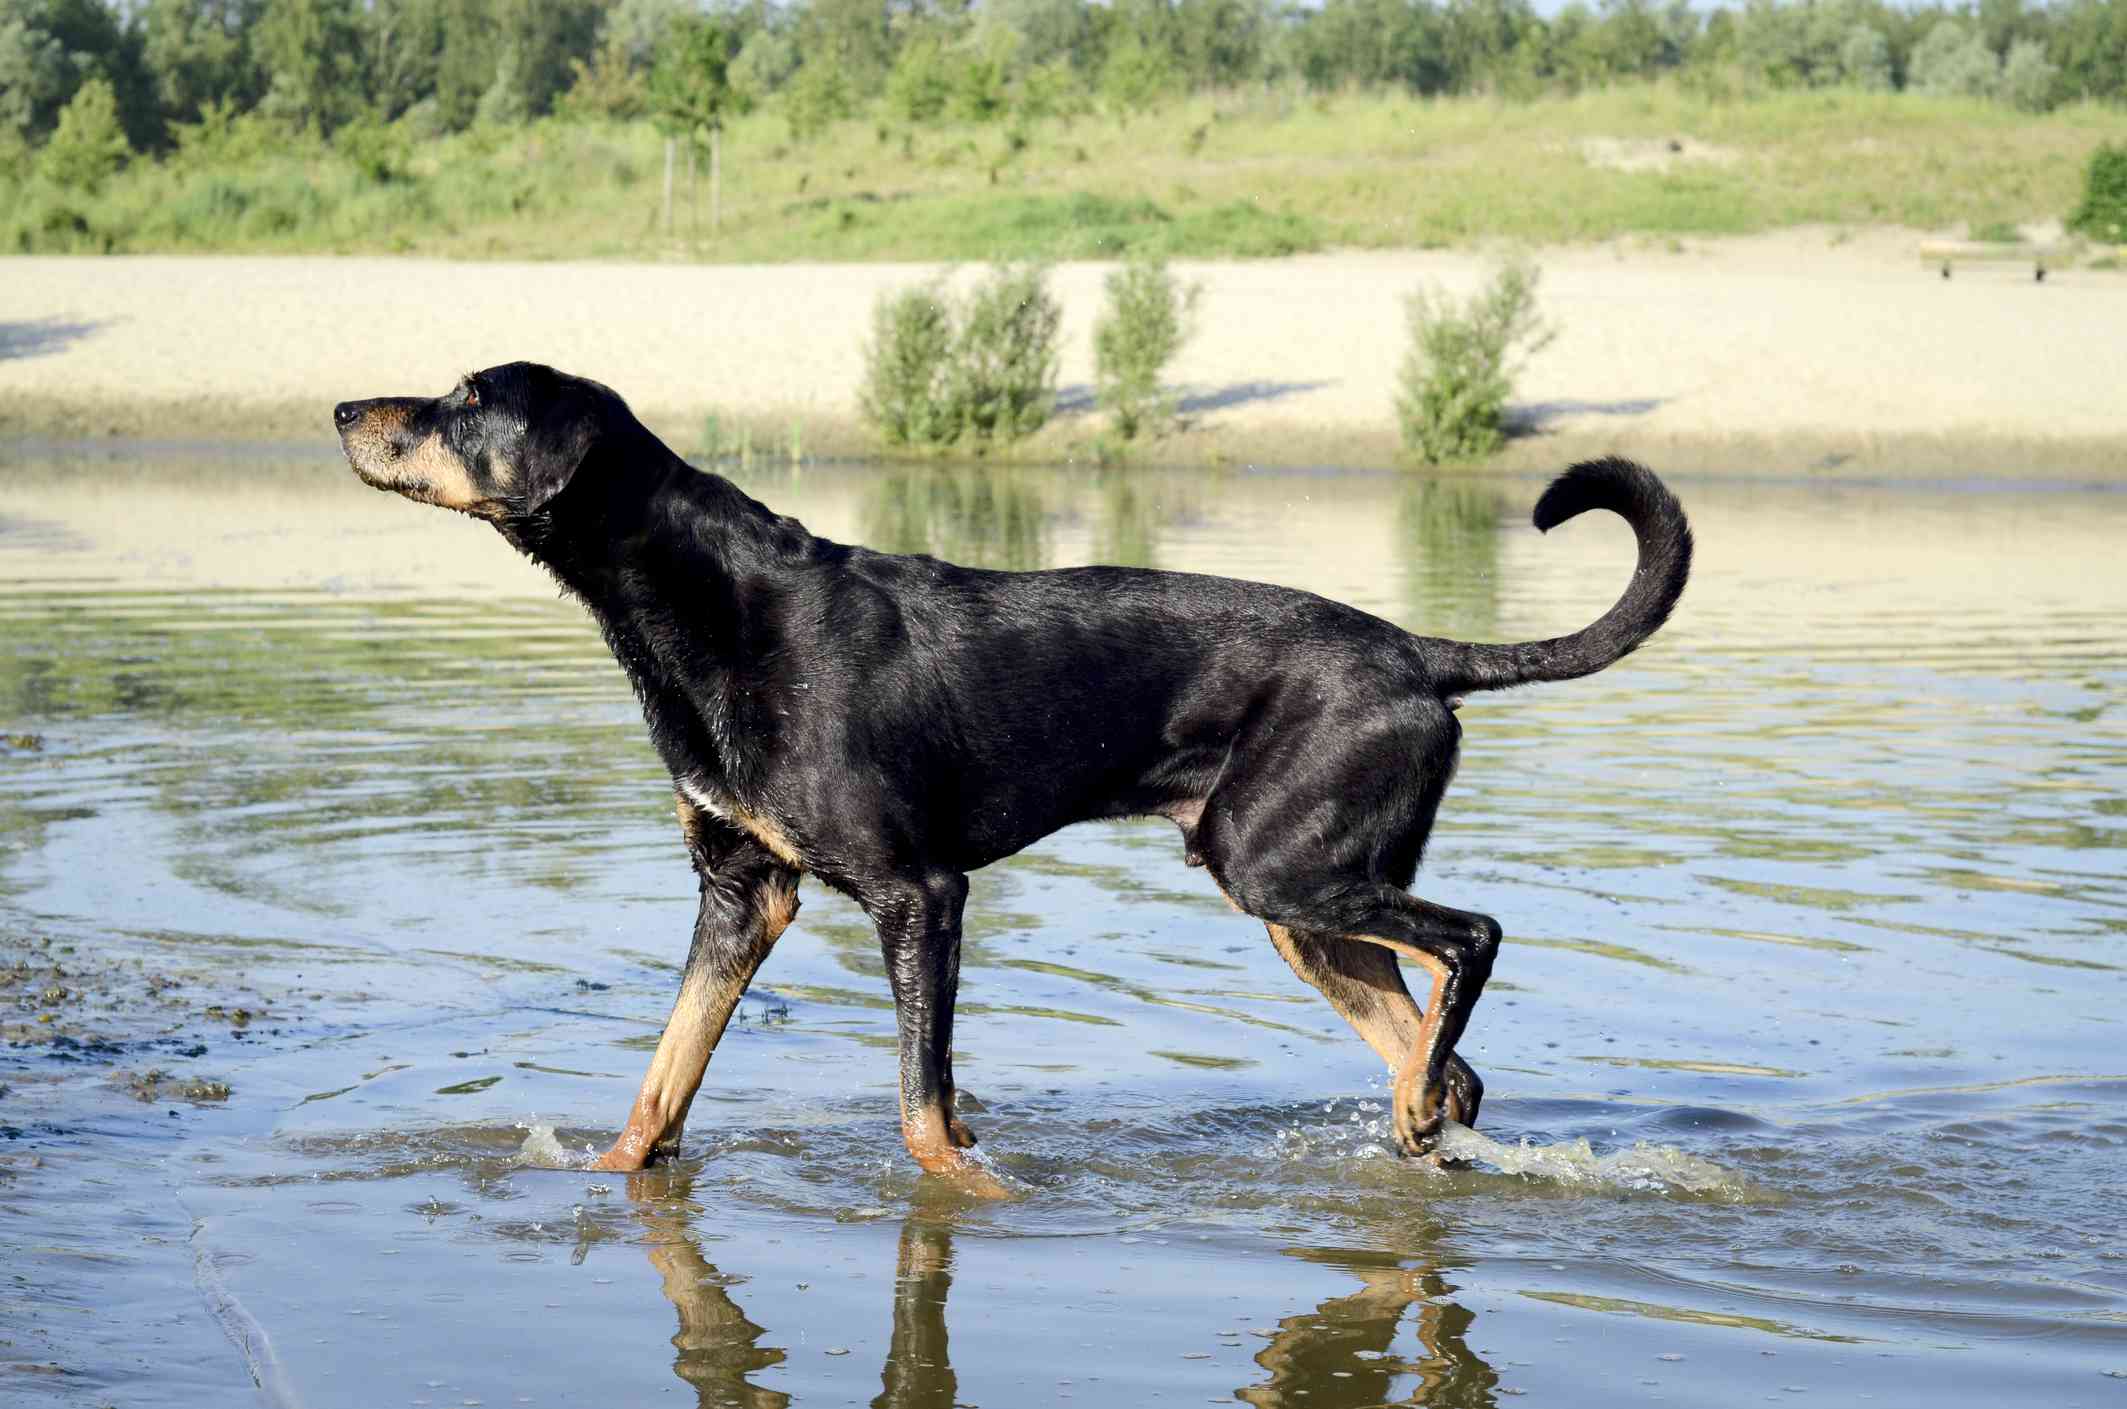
[{"left": 517, "top": 401, "right": 599, "bottom": 514}]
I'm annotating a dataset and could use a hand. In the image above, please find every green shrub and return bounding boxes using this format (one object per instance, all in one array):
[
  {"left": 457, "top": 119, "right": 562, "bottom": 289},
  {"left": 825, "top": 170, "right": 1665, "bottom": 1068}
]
[
  {"left": 784, "top": 61, "right": 854, "bottom": 142},
  {"left": 335, "top": 114, "right": 412, "bottom": 183},
  {"left": 1017, "top": 60, "right": 1084, "bottom": 123},
  {"left": 8, "top": 189, "right": 102, "bottom": 253},
  {"left": 861, "top": 281, "right": 958, "bottom": 447},
  {"left": 860, "top": 264, "right": 1063, "bottom": 450},
  {"left": 1101, "top": 32, "right": 1175, "bottom": 117},
  {"left": 951, "top": 50, "right": 1011, "bottom": 123},
  {"left": 950, "top": 262, "right": 1062, "bottom": 443},
  {"left": 1396, "top": 257, "right": 1555, "bottom": 465},
  {"left": 1093, "top": 254, "right": 1201, "bottom": 440},
  {"left": 885, "top": 34, "right": 953, "bottom": 123},
  {"left": 2070, "top": 142, "right": 2127, "bottom": 244},
  {"left": 37, "top": 79, "right": 130, "bottom": 194}
]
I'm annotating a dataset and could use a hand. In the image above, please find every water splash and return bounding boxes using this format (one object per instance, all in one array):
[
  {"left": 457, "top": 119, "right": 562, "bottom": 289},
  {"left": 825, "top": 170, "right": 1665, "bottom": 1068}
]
[
  {"left": 511, "top": 1122, "right": 596, "bottom": 1171},
  {"left": 1433, "top": 1121, "right": 1763, "bottom": 1200}
]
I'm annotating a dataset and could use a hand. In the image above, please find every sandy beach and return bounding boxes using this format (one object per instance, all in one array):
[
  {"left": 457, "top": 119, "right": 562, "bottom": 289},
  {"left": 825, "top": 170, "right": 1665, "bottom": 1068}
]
[{"left": 4, "top": 230, "right": 2121, "bottom": 475}]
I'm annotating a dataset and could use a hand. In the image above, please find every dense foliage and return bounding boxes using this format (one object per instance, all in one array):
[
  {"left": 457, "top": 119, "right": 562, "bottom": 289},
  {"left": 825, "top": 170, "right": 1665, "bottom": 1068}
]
[
  {"left": 2070, "top": 139, "right": 2127, "bottom": 239},
  {"left": 5, "top": 0, "right": 2127, "bottom": 169},
  {"left": 861, "top": 263, "right": 1063, "bottom": 449}
]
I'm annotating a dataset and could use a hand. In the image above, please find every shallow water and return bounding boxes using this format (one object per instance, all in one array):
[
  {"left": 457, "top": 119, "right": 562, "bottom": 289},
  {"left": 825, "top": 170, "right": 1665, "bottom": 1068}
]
[{"left": 3, "top": 449, "right": 2125, "bottom": 1406}]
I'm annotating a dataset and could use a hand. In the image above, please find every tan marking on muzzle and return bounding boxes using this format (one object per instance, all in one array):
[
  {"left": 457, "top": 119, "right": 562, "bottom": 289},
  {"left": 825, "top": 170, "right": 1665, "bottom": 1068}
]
[{"left": 339, "top": 406, "right": 500, "bottom": 518}]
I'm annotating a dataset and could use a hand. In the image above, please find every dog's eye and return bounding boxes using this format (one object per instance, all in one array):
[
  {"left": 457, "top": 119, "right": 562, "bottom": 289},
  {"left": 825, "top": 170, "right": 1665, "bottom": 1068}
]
[{"left": 465, "top": 386, "right": 481, "bottom": 410}]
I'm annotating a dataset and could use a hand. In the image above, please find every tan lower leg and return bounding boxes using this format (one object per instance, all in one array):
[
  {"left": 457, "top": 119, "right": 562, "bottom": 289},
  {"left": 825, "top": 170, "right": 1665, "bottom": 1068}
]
[{"left": 594, "top": 966, "right": 745, "bottom": 1170}]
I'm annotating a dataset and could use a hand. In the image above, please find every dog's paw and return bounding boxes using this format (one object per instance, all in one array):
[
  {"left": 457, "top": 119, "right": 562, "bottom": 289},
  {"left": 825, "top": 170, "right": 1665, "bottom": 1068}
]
[
  {"left": 948, "top": 1116, "right": 978, "bottom": 1149},
  {"left": 1392, "top": 1090, "right": 1447, "bottom": 1159},
  {"left": 588, "top": 1144, "right": 649, "bottom": 1173}
]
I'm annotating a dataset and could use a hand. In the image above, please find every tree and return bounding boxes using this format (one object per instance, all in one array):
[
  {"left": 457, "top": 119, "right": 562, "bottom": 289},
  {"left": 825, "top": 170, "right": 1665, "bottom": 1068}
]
[
  {"left": 795, "top": 0, "right": 893, "bottom": 99},
  {"left": 885, "top": 30, "right": 953, "bottom": 123},
  {"left": 253, "top": 0, "right": 366, "bottom": 133},
  {"left": 560, "top": 33, "right": 647, "bottom": 120},
  {"left": 990, "top": 0, "right": 1096, "bottom": 72},
  {"left": 363, "top": 0, "right": 445, "bottom": 120},
  {"left": 1998, "top": 36, "right": 2058, "bottom": 110},
  {"left": 650, "top": 16, "right": 747, "bottom": 237},
  {"left": 2050, "top": 0, "right": 2127, "bottom": 103},
  {"left": 37, "top": 73, "right": 129, "bottom": 190},
  {"left": 0, "top": 4, "right": 71, "bottom": 142},
  {"left": 1, "top": 0, "right": 160, "bottom": 148},
  {"left": 601, "top": 0, "right": 690, "bottom": 69},
  {"left": 1101, "top": 29, "right": 1175, "bottom": 115},
  {"left": 139, "top": 0, "right": 262, "bottom": 130},
  {"left": 1908, "top": 19, "right": 1999, "bottom": 98}
]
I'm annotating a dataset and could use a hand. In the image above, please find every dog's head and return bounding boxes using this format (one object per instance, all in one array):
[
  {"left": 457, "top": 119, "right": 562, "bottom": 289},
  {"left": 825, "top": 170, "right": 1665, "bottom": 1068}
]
[{"left": 333, "top": 362, "right": 624, "bottom": 519}]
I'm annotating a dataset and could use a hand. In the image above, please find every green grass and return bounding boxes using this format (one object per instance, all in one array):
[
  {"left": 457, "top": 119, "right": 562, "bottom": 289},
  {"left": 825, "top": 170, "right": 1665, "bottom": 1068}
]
[{"left": 4, "top": 83, "right": 2119, "bottom": 259}]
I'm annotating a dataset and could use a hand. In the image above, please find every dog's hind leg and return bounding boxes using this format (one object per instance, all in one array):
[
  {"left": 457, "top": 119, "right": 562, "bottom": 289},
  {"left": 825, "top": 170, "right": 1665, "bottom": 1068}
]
[
  {"left": 1267, "top": 924, "right": 1484, "bottom": 1130},
  {"left": 592, "top": 798, "right": 799, "bottom": 1172},
  {"left": 1324, "top": 892, "right": 1499, "bottom": 1156}
]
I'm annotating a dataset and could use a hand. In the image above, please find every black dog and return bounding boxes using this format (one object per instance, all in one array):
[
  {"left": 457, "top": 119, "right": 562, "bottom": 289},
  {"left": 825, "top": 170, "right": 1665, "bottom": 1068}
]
[{"left": 334, "top": 363, "right": 1691, "bottom": 1185}]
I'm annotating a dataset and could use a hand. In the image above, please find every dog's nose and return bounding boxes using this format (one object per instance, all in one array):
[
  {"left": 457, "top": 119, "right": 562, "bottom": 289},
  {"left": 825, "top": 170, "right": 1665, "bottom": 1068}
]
[{"left": 333, "top": 401, "right": 361, "bottom": 430}]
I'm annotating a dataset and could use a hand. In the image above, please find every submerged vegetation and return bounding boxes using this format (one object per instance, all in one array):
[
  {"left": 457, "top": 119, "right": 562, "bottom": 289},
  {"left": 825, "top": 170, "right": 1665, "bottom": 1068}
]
[{"left": 2, "top": 0, "right": 2124, "bottom": 259}]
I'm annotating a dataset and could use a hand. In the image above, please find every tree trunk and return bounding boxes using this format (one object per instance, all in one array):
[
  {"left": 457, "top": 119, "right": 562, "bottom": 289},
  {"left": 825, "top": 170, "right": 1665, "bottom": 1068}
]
[
  {"left": 661, "top": 136, "right": 675, "bottom": 238},
  {"left": 687, "top": 140, "right": 698, "bottom": 243},
  {"left": 710, "top": 125, "right": 722, "bottom": 237}
]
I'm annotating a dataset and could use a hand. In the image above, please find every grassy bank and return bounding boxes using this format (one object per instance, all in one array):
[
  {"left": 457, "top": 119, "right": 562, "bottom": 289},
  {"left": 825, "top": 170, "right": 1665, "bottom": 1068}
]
[{"left": 9, "top": 84, "right": 2116, "bottom": 260}]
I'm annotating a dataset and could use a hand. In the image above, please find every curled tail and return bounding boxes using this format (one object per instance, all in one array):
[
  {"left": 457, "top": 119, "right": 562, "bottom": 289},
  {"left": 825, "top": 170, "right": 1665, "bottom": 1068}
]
[{"left": 1440, "top": 457, "right": 1692, "bottom": 695}]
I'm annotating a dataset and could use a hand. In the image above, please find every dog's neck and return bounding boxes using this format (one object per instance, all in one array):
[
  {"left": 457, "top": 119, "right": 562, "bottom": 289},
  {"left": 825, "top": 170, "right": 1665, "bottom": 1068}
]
[{"left": 496, "top": 440, "right": 817, "bottom": 796}]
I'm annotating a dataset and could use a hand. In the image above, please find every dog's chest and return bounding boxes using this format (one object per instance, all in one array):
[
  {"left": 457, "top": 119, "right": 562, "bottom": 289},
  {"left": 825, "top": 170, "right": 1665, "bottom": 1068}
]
[{"left": 678, "top": 775, "right": 803, "bottom": 869}]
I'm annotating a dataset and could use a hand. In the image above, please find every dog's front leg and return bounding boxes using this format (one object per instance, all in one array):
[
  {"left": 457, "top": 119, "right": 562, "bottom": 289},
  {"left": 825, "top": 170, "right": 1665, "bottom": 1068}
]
[
  {"left": 872, "top": 870, "right": 994, "bottom": 1183},
  {"left": 592, "top": 808, "right": 798, "bottom": 1172}
]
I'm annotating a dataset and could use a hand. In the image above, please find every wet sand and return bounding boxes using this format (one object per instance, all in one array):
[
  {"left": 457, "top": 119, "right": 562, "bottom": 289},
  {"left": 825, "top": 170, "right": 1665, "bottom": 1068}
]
[{"left": 4, "top": 230, "right": 2122, "bottom": 475}]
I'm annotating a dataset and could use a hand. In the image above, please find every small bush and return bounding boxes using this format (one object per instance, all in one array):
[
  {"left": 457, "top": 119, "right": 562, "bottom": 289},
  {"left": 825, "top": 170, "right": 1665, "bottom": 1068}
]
[
  {"left": 2070, "top": 142, "right": 2127, "bottom": 244},
  {"left": 1093, "top": 254, "right": 1201, "bottom": 440},
  {"left": 1396, "top": 257, "right": 1555, "bottom": 465},
  {"left": 861, "top": 282, "right": 958, "bottom": 448},
  {"left": 1101, "top": 32, "right": 1175, "bottom": 117},
  {"left": 1017, "top": 60, "right": 1083, "bottom": 123},
  {"left": 860, "top": 264, "right": 1063, "bottom": 450},
  {"left": 950, "top": 263, "right": 1062, "bottom": 443}
]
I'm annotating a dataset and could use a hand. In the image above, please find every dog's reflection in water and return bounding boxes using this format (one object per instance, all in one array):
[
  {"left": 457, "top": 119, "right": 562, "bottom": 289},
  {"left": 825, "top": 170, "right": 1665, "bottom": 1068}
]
[
  {"left": 1238, "top": 1247, "right": 1500, "bottom": 1408},
  {"left": 620, "top": 1171, "right": 1495, "bottom": 1408},
  {"left": 625, "top": 1167, "right": 791, "bottom": 1408}
]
